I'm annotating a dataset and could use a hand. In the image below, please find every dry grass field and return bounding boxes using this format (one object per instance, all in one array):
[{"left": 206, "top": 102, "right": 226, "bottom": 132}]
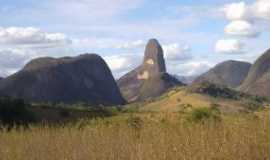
[
  {"left": 139, "top": 87, "right": 262, "bottom": 113},
  {"left": 1, "top": 109, "right": 270, "bottom": 160}
]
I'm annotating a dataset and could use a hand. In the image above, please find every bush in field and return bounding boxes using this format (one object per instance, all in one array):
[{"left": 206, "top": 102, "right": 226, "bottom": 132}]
[
  {"left": 0, "top": 97, "right": 36, "bottom": 126},
  {"left": 126, "top": 115, "right": 143, "bottom": 130},
  {"left": 246, "top": 100, "right": 263, "bottom": 111},
  {"left": 190, "top": 82, "right": 241, "bottom": 99},
  {"left": 187, "top": 107, "right": 221, "bottom": 123}
]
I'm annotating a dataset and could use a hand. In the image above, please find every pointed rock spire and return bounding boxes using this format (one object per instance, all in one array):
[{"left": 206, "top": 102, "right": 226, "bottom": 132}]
[
  {"left": 117, "top": 38, "right": 183, "bottom": 102},
  {"left": 143, "top": 39, "right": 166, "bottom": 74}
]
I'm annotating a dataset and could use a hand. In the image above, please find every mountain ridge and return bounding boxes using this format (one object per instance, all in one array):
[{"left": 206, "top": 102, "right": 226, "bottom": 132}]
[
  {"left": 239, "top": 49, "right": 270, "bottom": 97},
  {"left": 0, "top": 53, "right": 126, "bottom": 105},
  {"left": 193, "top": 60, "right": 251, "bottom": 88}
]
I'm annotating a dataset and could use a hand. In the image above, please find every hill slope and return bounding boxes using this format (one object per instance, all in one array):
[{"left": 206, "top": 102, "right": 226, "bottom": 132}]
[
  {"left": 136, "top": 84, "right": 266, "bottom": 113},
  {"left": 193, "top": 60, "right": 251, "bottom": 88},
  {"left": 117, "top": 39, "right": 183, "bottom": 102},
  {"left": 0, "top": 54, "right": 125, "bottom": 105},
  {"left": 239, "top": 49, "right": 270, "bottom": 97}
]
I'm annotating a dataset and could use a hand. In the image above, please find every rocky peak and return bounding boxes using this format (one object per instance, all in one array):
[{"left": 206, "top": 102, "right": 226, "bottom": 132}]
[
  {"left": 138, "top": 39, "right": 166, "bottom": 80},
  {"left": 117, "top": 38, "right": 183, "bottom": 102}
]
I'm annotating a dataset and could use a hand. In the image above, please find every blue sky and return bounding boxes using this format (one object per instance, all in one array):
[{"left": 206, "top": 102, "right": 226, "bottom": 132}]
[{"left": 0, "top": 0, "right": 270, "bottom": 78}]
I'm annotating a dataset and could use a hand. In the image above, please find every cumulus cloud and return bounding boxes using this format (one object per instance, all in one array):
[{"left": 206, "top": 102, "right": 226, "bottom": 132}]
[
  {"left": 0, "top": 48, "right": 38, "bottom": 76},
  {"left": 167, "top": 60, "right": 213, "bottom": 76},
  {"left": 163, "top": 43, "right": 192, "bottom": 61},
  {"left": 223, "top": 0, "right": 270, "bottom": 21},
  {"left": 0, "top": 27, "right": 73, "bottom": 77},
  {"left": 104, "top": 54, "right": 142, "bottom": 78},
  {"left": 253, "top": 0, "right": 270, "bottom": 20},
  {"left": 224, "top": 20, "right": 260, "bottom": 37},
  {"left": 116, "top": 40, "right": 145, "bottom": 49},
  {"left": 215, "top": 39, "right": 245, "bottom": 54},
  {"left": 181, "top": 61, "right": 213, "bottom": 76},
  {"left": 0, "top": 27, "right": 71, "bottom": 47},
  {"left": 224, "top": 2, "right": 250, "bottom": 21},
  {"left": 222, "top": 0, "right": 270, "bottom": 39}
]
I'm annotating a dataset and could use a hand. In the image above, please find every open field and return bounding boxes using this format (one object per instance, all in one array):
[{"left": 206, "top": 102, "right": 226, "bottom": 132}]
[
  {"left": 1, "top": 87, "right": 269, "bottom": 160},
  {"left": 1, "top": 109, "right": 270, "bottom": 160},
  {"left": 135, "top": 87, "right": 267, "bottom": 113}
]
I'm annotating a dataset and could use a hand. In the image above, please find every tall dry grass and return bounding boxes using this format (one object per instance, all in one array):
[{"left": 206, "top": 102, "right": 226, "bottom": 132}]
[{"left": 1, "top": 113, "right": 270, "bottom": 160}]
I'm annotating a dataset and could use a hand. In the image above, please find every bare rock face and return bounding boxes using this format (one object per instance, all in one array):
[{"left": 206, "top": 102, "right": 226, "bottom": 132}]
[
  {"left": 117, "top": 39, "right": 183, "bottom": 102},
  {"left": 0, "top": 54, "right": 126, "bottom": 105},
  {"left": 239, "top": 49, "right": 270, "bottom": 97},
  {"left": 193, "top": 60, "right": 251, "bottom": 88},
  {"left": 142, "top": 39, "right": 166, "bottom": 76}
]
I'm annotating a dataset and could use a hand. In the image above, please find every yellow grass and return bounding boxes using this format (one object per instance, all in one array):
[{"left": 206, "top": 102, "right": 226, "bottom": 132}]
[
  {"left": 1, "top": 111, "right": 270, "bottom": 160},
  {"left": 140, "top": 87, "right": 246, "bottom": 113}
]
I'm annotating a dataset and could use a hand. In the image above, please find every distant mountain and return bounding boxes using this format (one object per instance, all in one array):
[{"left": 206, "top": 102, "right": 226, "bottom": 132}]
[
  {"left": 239, "top": 49, "right": 270, "bottom": 97},
  {"left": 0, "top": 77, "right": 2, "bottom": 81},
  {"left": 0, "top": 54, "right": 126, "bottom": 105},
  {"left": 117, "top": 39, "right": 183, "bottom": 102},
  {"left": 174, "top": 75, "right": 197, "bottom": 85},
  {"left": 193, "top": 60, "right": 251, "bottom": 88}
]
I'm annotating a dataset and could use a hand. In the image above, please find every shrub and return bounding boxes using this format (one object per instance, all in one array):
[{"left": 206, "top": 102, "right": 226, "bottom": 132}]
[
  {"left": 59, "top": 109, "right": 71, "bottom": 118},
  {"left": 246, "top": 100, "right": 263, "bottom": 111},
  {"left": 126, "top": 115, "right": 143, "bottom": 130},
  {"left": 187, "top": 107, "right": 221, "bottom": 123},
  {"left": 0, "top": 97, "right": 36, "bottom": 127},
  {"left": 122, "top": 105, "right": 140, "bottom": 113},
  {"left": 191, "top": 82, "right": 240, "bottom": 100}
]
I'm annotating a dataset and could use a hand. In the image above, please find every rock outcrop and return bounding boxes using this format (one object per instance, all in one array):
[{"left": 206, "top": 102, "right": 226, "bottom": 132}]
[
  {"left": 117, "top": 39, "right": 183, "bottom": 102},
  {"left": 239, "top": 49, "right": 270, "bottom": 97},
  {"left": 0, "top": 54, "right": 126, "bottom": 105},
  {"left": 193, "top": 60, "right": 251, "bottom": 88}
]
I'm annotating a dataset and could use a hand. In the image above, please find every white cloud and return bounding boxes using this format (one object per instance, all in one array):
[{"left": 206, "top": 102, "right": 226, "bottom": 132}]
[
  {"left": 0, "top": 27, "right": 71, "bottom": 47},
  {"left": 0, "top": 48, "right": 38, "bottom": 77},
  {"left": 104, "top": 54, "right": 142, "bottom": 78},
  {"left": 253, "top": 0, "right": 270, "bottom": 20},
  {"left": 168, "top": 60, "right": 213, "bottom": 76},
  {"left": 116, "top": 40, "right": 145, "bottom": 49},
  {"left": 223, "top": 0, "right": 270, "bottom": 21},
  {"left": 222, "top": 0, "right": 270, "bottom": 39},
  {"left": 182, "top": 61, "right": 213, "bottom": 76},
  {"left": 72, "top": 38, "right": 123, "bottom": 49},
  {"left": 0, "top": 27, "right": 73, "bottom": 77},
  {"left": 224, "top": 2, "right": 250, "bottom": 21},
  {"left": 224, "top": 20, "right": 259, "bottom": 37},
  {"left": 215, "top": 39, "right": 245, "bottom": 54},
  {"left": 163, "top": 43, "right": 192, "bottom": 61}
]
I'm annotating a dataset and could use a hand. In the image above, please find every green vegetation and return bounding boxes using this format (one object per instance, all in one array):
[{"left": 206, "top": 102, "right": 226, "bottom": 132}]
[
  {"left": 1, "top": 110, "right": 270, "bottom": 159},
  {"left": 0, "top": 97, "right": 36, "bottom": 127},
  {"left": 186, "top": 106, "right": 221, "bottom": 123},
  {"left": 1, "top": 86, "right": 270, "bottom": 159},
  {"left": 190, "top": 82, "right": 242, "bottom": 99}
]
